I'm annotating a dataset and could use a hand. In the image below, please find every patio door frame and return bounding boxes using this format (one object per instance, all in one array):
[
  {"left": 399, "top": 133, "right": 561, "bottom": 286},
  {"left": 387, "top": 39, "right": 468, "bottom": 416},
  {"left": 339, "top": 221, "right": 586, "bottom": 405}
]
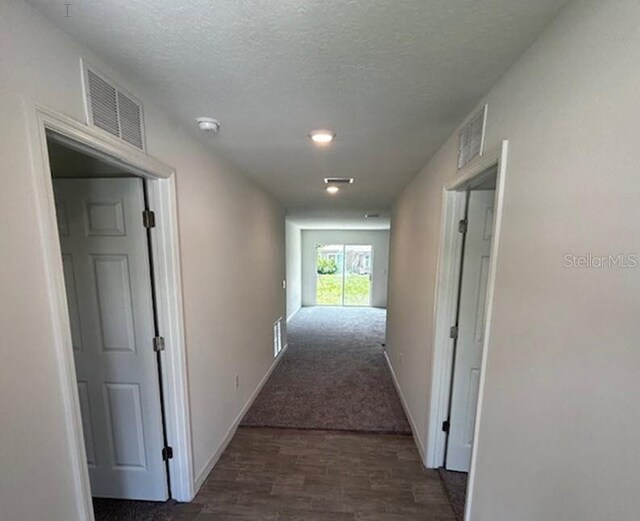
[
  {"left": 315, "top": 243, "right": 374, "bottom": 307},
  {"left": 26, "top": 104, "right": 195, "bottom": 519}
]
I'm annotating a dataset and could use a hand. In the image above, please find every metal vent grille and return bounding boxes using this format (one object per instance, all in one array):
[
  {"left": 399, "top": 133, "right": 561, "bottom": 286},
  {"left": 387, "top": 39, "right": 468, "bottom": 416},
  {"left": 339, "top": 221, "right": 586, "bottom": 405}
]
[
  {"left": 84, "top": 65, "right": 145, "bottom": 150},
  {"left": 458, "top": 105, "right": 487, "bottom": 169},
  {"left": 87, "top": 70, "right": 119, "bottom": 138},
  {"left": 324, "top": 177, "right": 354, "bottom": 184},
  {"left": 117, "top": 91, "right": 144, "bottom": 149}
]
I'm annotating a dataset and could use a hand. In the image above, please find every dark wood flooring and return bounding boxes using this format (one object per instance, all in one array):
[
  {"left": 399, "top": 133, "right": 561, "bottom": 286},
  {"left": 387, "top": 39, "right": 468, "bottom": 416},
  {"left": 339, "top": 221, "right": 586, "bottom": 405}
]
[{"left": 94, "top": 427, "right": 457, "bottom": 520}]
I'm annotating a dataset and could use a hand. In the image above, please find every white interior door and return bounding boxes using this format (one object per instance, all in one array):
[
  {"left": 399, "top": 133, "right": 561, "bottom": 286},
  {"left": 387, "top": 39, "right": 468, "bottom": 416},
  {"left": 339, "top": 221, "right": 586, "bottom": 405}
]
[
  {"left": 446, "top": 189, "right": 495, "bottom": 472},
  {"left": 53, "top": 178, "right": 168, "bottom": 500}
]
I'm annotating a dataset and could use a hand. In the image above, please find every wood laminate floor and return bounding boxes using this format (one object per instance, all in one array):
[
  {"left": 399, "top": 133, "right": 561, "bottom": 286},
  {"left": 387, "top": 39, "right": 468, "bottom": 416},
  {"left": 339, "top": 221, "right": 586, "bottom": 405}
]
[{"left": 94, "top": 427, "right": 457, "bottom": 520}]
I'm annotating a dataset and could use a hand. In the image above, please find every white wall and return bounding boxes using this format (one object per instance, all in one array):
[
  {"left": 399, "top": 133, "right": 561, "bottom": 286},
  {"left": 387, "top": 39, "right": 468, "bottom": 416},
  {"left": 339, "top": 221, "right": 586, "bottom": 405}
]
[
  {"left": 0, "top": 2, "right": 285, "bottom": 520},
  {"left": 386, "top": 1, "right": 640, "bottom": 520},
  {"left": 301, "top": 229, "right": 389, "bottom": 308},
  {"left": 285, "top": 222, "right": 302, "bottom": 321}
]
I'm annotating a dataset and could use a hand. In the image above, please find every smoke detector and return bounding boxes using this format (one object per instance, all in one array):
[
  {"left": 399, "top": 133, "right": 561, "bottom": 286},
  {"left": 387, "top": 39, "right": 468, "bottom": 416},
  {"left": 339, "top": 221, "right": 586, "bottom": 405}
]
[{"left": 196, "top": 117, "right": 221, "bottom": 133}]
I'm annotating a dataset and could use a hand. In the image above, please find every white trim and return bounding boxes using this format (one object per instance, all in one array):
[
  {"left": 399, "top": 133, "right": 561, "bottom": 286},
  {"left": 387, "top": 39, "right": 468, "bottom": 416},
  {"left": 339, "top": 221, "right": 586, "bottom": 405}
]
[
  {"left": 193, "top": 342, "right": 290, "bottom": 492},
  {"left": 447, "top": 142, "right": 501, "bottom": 191},
  {"left": 27, "top": 104, "right": 194, "bottom": 513},
  {"left": 286, "top": 307, "right": 300, "bottom": 323},
  {"left": 464, "top": 141, "right": 509, "bottom": 520},
  {"left": 40, "top": 105, "right": 171, "bottom": 179},
  {"left": 384, "top": 352, "right": 426, "bottom": 464},
  {"left": 147, "top": 176, "right": 194, "bottom": 501},
  {"left": 425, "top": 140, "right": 509, "bottom": 520},
  {"left": 25, "top": 105, "right": 95, "bottom": 521}
]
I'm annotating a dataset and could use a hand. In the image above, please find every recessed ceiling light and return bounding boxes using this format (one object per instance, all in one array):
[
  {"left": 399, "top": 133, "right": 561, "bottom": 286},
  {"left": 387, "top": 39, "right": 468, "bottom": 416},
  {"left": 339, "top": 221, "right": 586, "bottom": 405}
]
[
  {"left": 365, "top": 213, "right": 380, "bottom": 219},
  {"left": 309, "top": 130, "right": 336, "bottom": 145},
  {"left": 196, "top": 117, "right": 221, "bottom": 132},
  {"left": 326, "top": 186, "right": 340, "bottom": 194}
]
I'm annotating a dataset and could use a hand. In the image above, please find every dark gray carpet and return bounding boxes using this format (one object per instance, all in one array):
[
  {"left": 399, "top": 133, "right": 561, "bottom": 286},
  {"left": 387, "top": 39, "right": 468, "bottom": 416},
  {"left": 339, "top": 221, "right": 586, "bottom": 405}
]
[
  {"left": 438, "top": 467, "right": 468, "bottom": 521},
  {"left": 241, "top": 306, "right": 411, "bottom": 433},
  {"left": 92, "top": 498, "right": 203, "bottom": 521}
]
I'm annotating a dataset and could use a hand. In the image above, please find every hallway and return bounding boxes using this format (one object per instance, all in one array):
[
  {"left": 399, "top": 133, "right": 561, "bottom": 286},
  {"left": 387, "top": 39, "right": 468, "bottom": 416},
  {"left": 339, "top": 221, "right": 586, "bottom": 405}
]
[
  {"left": 92, "top": 307, "right": 455, "bottom": 520},
  {"left": 242, "top": 307, "right": 410, "bottom": 433}
]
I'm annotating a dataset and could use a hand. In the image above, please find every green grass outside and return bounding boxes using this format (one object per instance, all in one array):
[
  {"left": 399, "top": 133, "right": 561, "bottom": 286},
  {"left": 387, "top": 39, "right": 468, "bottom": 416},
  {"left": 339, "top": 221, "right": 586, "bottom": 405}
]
[{"left": 316, "top": 274, "right": 370, "bottom": 306}]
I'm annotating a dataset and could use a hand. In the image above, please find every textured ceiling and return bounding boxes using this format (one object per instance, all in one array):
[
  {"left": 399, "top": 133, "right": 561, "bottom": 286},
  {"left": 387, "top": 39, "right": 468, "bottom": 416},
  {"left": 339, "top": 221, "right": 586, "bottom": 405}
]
[{"left": 28, "top": 0, "right": 567, "bottom": 227}]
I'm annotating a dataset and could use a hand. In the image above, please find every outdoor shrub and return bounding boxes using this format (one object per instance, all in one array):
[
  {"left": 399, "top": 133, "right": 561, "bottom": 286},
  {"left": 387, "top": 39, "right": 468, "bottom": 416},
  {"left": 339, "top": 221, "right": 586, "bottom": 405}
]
[{"left": 317, "top": 257, "right": 338, "bottom": 274}]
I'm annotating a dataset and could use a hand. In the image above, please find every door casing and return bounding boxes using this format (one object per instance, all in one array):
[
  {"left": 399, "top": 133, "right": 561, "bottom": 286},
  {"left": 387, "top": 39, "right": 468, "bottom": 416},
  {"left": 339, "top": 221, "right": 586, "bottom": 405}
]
[
  {"left": 26, "top": 105, "right": 194, "bottom": 520},
  {"left": 425, "top": 140, "right": 509, "bottom": 521}
]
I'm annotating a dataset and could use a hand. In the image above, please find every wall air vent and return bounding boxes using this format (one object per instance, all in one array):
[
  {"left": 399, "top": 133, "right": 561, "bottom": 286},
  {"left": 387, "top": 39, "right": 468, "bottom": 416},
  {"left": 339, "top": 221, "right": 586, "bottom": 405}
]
[
  {"left": 83, "top": 63, "right": 146, "bottom": 151},
  {"left": 458, "top": 104, "right": 487, "bottom": 170},
  {"left": 273, "top": 318, "right": 283, "bottom": 358},
  {"left": 324, "top": 177, "right": 354, "bottom": 184}
]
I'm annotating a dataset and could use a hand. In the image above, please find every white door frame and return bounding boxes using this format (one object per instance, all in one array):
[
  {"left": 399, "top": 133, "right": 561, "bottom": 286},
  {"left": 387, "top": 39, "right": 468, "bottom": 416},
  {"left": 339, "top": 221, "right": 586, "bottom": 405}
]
[
  {"left": 425, "top": 140, "right": 509, "bottom": 519},
  {"left": 25, "top": 105, "right": 194, "bottom": 519}
]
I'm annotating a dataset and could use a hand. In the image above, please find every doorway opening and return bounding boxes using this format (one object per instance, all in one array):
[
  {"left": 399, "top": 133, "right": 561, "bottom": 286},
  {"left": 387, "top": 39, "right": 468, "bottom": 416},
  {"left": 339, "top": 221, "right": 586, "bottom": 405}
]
[
  {"left": 425, "top": 142, "right": 509, "bottom": 521},
  {"left": 445, "top": 178, "right": 496, "bottom": 473},
  {"left": 31, "top": 107, "right": 194, "bottom": 519},
  {"left": 316, "top": 244, "right": 373, "bottom": 306},
  {"left": 48, "top": 136, "right": 173, "bottom": 510}
]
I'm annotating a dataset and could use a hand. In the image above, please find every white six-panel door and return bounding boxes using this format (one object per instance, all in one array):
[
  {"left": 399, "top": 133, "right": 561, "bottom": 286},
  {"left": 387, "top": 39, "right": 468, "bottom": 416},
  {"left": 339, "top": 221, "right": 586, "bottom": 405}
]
[
  {"left": 54, "top": 178, "right": 168, "bottom": 500},
  {"left": 446, "top": 190, "right": 495, "bottom": 472}
]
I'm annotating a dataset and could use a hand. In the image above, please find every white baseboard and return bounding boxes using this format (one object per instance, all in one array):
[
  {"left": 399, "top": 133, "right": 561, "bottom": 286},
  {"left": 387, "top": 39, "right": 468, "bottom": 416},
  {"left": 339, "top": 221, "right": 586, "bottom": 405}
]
[
  {"left": 286, "top": 307, "right": 300, "bottom": 322},
  {"left": 384, "top": 351, "right": 426, "bottom": 465},
  {"left": 193, "top": 343, "right": 290, "bottom": 492}
]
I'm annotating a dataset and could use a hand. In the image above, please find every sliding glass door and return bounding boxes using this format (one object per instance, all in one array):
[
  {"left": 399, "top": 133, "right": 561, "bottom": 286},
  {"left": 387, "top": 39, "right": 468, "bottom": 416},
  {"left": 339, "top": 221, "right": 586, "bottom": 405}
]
[
  {"left": 316, "top": 244, "right": 372, "bottom": 306},
  {"left": 344, "top": 245, "right": 372, "bottom": 306}
]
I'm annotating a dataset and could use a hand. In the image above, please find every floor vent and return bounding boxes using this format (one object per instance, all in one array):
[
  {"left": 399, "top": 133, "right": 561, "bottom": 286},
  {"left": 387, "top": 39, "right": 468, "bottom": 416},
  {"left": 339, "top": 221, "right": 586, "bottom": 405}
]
[
  {"left": 83, "top": 64, "right": 146, "bottom": 151},
  {"left": 273, "top": 318, "right": 283, "bottom": 357},
  {"left": 457, "top": 105, "right": 487, "bottom": 169}
]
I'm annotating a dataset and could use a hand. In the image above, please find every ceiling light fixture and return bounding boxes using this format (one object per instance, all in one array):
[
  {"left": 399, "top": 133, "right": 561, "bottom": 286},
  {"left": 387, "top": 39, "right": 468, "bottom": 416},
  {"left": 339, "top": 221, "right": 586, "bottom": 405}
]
[
  {"left": 196, "top": 117, "right": 221, "bottom": 133},
  {"left": 309, "top": 130, "right": 336, "bottom": 145},
  {"left": 326, "top": 186, "right": 340, "bottom": 194}
]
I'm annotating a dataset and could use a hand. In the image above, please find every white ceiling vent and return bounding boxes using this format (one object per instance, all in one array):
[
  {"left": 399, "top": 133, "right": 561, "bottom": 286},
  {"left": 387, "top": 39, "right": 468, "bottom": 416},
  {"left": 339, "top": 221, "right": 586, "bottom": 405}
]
[
  {"left": 458, "top": 104, "right": 487, "bottom": 169},
  {"left": 324, "top": 177, "right": 354, "bottom": 184},
  {"left": 83, "top": 64, "right": 146, "bottom": 151}
]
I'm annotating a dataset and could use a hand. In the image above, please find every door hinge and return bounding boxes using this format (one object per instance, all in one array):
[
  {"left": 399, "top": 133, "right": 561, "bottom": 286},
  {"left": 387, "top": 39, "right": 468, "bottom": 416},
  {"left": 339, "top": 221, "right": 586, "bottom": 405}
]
[
  {"left": 458, "top": 219, "right": 468, "bottom": 234},
  {"left": 449, "top": 326, "right": 458, "bottom": 339},
  {"left": 142, "top": 209, "right": 156, "bottom": 229},
  {"left": 153, "top": 336, "right": 165, "bottom": 352},
  {"left": 442, "top": 420, "right": 450, "bottom": 433},
  {"left": 162, "top": 446, "right": 173, "bottom": 461}
]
